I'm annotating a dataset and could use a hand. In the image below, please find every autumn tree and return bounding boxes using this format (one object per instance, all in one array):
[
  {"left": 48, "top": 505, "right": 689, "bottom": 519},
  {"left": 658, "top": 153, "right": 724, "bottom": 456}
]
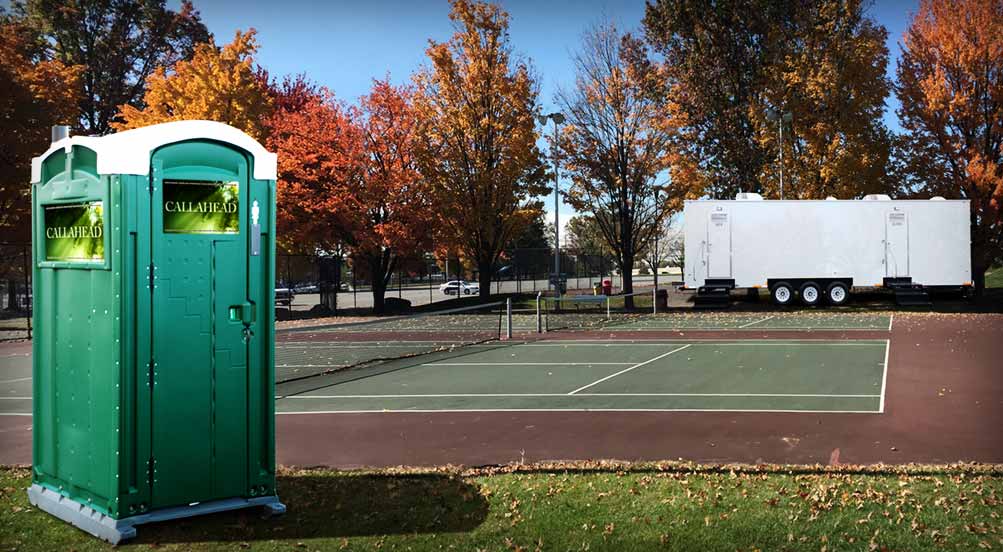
[
  {"left": 114, "top": 29, "right": 272, "bottom": 140},
  {"left": 644, "top": 0, "right": 893, "bottom": 199},
  {"left": 413, "top": 0, "right": 549, "bottom": 299},
  {"left": 351, "top": 80, "right": 434, "bottom": 313},
  {"left": 896, "top": 0, "right": 1003, "bottom": 294},
  {"left": 751, "top": 0, "right": 892, "bottom": 199},
  {"left": 264, "top": 77, "right": 363, "bottom": 262},
  {"left": 557, "top": 23, "right": 682, "bottom": 305},
  {"left": 0, "top": 19, "right": 82, "bottom": 242},
  {"left": 12, "top": 0, "right": 209, "bottom": 134}
]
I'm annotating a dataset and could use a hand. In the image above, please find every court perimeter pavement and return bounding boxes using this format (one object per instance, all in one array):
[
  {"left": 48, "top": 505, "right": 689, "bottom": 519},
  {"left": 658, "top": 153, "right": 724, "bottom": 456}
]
[{"left": 1, "top": 312, "right": 1001, "bottom": 467}]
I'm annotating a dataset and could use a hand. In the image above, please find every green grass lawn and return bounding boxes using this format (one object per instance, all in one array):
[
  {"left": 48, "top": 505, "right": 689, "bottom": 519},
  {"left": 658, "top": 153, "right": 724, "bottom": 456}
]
[
  {"left": 987, "top": 268, "right": 1003, "bottom": 289},
  {"left": 2, "top": 463, "right": 1000, "bottom": 551}
]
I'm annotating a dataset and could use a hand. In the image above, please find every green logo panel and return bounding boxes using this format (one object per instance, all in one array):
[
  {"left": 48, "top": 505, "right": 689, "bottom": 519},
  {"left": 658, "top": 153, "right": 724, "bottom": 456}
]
[
  {"left": 44, "top": 202, "right": 105, "bottom": 262},
  {"left": 163, "top": 180, "right": 239, "bottom": 234}
]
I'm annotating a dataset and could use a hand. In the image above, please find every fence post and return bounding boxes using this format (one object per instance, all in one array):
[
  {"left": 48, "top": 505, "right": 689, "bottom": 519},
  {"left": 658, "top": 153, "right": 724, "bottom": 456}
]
[
  {"left": 505, "top": 298, "right": 512, "bottom": 340},
  {"left": 536, "top": 292, "right": 542, "bottom": 333},
  {"left": 653, "top": 287, "right": 657, "bottom": 315},
  {"left": 23, "top": 243, "right": 32, "bottom": 340}
]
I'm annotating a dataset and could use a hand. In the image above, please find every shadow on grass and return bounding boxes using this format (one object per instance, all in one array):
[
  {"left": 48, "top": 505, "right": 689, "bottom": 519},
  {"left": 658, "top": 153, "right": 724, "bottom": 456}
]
[{"left": 131, "top": 473, "right": 488, "bottom": 545}]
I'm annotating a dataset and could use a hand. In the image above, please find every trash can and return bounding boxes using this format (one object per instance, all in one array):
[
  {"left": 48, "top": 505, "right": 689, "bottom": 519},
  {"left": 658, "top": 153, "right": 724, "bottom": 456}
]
[
  {"left": 655, "top": 288, "right": 669, "bottom": 310},
  {"left": 28, "top": 120, "right": 284, "bottom": 543},
  {"left": 602, "top": 279, "right": 613, "bottom": 295}
]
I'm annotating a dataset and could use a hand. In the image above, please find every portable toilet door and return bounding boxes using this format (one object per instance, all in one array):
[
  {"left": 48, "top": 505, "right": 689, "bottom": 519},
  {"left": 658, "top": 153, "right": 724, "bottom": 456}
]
[
  {"left": 885, "top": 210, "right": 909, "bottom": 277},
  {"left": 149, "top": 141, "right": 255, "bottom": 508},
  {"left": 706, "top": 208, "right": 732, "bottom": 279}
]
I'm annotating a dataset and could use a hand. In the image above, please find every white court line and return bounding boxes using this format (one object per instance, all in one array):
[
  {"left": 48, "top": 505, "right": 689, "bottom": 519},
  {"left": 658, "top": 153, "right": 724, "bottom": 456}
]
[
  {"left": 737, "top": 315, "right": 776, "bottom": 329},
  {"left": 282, "top": 391, "right": 878, "bottom": 399},
  {"left": 0, "top": 413, "right": 32, "bottom": 416},
  {"left": 0, "top": 397, "right": 31, "bottom": 400},
  {"left": 879, "top": 338, "right": 890, "bottom": 413},
  {"left": 277, "top": 408, "right": 882, "bottom": 415},
  {"left": 278, "top": 364, "right": 353, "bottom": 368},
  {"left": 0, "top": 377, "right": 31, "bottom": 384},
  {"left": 567, "top": 344, "right": 692, "bottom": 395},
  {"left": 512, "top": 341, "right": 887, "bottom": 347},
  {"left": 888, "top": 314, "right": 894, "bottom": 331},
  {"left": 422, "top": 362, "right": 633, "bottom": 366}
]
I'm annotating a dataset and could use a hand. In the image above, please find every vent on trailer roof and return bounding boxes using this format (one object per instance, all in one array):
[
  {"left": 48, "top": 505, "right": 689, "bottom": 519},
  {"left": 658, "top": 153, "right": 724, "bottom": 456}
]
[
  {"left": 734, "top": 192, "right": 763, "bottom": 200},
  {"left": 863, "top": 194, "right": 892, "bottom": 201}
]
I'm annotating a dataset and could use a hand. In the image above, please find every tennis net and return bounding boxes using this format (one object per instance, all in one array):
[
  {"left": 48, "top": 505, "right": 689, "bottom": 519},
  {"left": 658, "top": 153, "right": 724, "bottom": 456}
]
[
  {"left": 542, "top": 290, "right": 657, "bottom": 331},
  {"left": 275, "top": 301, "right": 508, "bottom": 387}
]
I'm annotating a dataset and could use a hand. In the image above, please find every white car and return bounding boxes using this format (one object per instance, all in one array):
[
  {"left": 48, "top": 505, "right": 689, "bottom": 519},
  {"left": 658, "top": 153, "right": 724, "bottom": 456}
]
[{"left": 439, "top": 280, "right": 479, "bottom": 296}]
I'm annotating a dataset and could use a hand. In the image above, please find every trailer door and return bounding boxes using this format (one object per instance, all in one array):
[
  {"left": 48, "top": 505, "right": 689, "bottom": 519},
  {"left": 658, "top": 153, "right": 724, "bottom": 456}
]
[
  {"left": 707, "top": 210, "right": 732, "bottom": 278},
  {"left": 885, "top": 211, "right": 909, "bottom": 277}
]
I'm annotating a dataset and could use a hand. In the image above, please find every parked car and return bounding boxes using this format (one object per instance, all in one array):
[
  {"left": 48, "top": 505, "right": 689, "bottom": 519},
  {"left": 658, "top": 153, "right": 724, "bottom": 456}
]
[
  {"left": 439, "top": 280, "right": 479, "bottom": 296},
  {"left": 293, "top": 282, "right": 319, "bottom": 293},
  {"left": 275, "top": 288, "right": 295, "bottom": 307}
]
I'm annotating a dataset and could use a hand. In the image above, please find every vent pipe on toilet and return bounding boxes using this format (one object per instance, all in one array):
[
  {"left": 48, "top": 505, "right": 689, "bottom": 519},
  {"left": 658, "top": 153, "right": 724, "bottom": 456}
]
[{"left": 51, "top": 125, "right": 70, "bottom": 144}]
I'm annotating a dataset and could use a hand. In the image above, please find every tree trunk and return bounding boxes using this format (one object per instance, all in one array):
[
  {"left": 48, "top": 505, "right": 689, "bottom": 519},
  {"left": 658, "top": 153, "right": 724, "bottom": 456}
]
[
  {"left": 369, "top": 254, "right": 392, "bottom": 314},
  {"left": 972, "top": 259, "right": 985, "bottom": 298},
  {"left": 478, "top": 259, "right": 492, "bottom": 300},
  {"left": 5, "top": 279, "right": 16, "bottom": 311},
  {"left": 620, "top": 253, "right": 635, "bottom": 309}
]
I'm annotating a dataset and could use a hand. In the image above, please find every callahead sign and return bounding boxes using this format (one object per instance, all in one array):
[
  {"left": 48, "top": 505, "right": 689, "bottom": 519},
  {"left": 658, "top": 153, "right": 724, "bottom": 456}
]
[
  {"left": 163, "top": 180, "right": 239, "bottom": 234},
  {"left": 43, "top": 202, "right": 105, "bottom": 262}
]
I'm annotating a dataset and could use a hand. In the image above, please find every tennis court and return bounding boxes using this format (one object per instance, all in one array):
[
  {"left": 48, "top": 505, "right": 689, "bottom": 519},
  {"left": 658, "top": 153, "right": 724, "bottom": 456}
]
[{"left": 275, "top": 338, "right": 889, "bottom": 414}]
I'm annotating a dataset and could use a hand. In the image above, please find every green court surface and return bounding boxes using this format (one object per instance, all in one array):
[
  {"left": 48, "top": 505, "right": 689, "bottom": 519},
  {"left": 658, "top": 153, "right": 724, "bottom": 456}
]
[
  {"left": 0, "top": 339, "right": 889, "bottom": 415},
  {"left": 274, "top": 339, "right": 889, "bottom": 414}
]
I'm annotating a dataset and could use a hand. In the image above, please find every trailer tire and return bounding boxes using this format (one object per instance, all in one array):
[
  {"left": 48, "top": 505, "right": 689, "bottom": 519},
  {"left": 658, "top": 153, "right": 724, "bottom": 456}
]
[
  {"left": 771, "top": 282, "right": 794, "bottom": 306},
  {"left": 800, "top": 282, "right": 822, "bottom": 306},
  {"left": 826, "top": 282, "right": 850, "bottom": 306}
]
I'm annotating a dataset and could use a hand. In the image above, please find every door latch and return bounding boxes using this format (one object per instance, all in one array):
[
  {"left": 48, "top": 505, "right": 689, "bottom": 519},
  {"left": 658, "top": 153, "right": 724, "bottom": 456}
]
[{"left": 241, "top": 326, "right": 254, "bottom": 344}]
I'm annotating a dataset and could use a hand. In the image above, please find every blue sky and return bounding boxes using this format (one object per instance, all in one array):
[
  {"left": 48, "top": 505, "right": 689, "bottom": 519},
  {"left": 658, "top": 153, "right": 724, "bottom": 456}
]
[{"left": 172, "top": 0, "right": 919, "bottom": 230}]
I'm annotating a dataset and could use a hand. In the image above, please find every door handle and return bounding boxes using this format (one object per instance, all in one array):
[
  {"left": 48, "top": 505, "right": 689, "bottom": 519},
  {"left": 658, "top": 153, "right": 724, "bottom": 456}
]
[{"left": 229, "top": 302, "right": 256, "bottom": 324}]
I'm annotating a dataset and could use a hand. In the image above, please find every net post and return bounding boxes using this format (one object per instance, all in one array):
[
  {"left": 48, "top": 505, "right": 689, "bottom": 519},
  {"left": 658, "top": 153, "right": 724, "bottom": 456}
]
[
  {"left": 652, "top": 287, "right": 657, "bottom": 315},
  {"left": 536, "top": 292, "right": 543, "bottom": 333},
  {"left": 505, "top": 298, "right": 513, "bottom": 340},
  {"left": 606, "top": 295, "right": 611, "bottom": 320}
]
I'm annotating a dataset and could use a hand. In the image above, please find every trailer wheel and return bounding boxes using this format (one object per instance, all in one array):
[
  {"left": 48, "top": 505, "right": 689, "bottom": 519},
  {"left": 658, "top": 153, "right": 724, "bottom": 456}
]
[
  {"left": 771, "top": 282, "right": 794, "bottom": 306},
  {"left": 826, "top": 282, "right": 849, "bottom": 306},
  {"left": 800, "top": 282, "right": 821, "bottom": 306}
]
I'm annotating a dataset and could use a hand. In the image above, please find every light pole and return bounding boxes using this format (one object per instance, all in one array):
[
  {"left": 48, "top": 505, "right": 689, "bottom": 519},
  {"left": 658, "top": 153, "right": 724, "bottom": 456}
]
[
  {"left": 766, "top": 108, "right": 793, "bottom": 199},
  {"left": 538, "top": 111, "right": 565, "bottom": 297}
]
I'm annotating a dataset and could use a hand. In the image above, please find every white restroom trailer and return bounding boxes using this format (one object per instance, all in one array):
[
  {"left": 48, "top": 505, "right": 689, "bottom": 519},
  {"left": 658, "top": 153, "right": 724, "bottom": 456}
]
[{"left": 683, "top": 194, "right": 972, "bottom": 306}]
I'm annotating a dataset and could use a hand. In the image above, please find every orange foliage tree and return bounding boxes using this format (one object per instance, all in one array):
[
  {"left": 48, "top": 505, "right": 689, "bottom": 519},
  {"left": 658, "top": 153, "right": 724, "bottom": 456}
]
[
  {"left": 113, "top": 29, "right": 272, "bottom": 140},
  {"left": 413, "top": 0, "right": 549, "bottom": 298},
  {"left": 265, "top": 77, "right": 363, "bottom": 258},
  {"left": 896, "top": 0, "right": 1003, "bottom": 293},
  {"left": 0, "top": 20, "right": 82, "bottom": 241},
  {"left": 351, "top": 80, "right": 434, "bottom": 313}
]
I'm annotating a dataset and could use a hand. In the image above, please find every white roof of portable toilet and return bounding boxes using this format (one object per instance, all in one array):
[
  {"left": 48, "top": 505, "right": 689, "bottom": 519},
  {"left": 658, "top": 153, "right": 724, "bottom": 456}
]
[{"left": 31, "top": 120, "right": 278, "bottom": 183}]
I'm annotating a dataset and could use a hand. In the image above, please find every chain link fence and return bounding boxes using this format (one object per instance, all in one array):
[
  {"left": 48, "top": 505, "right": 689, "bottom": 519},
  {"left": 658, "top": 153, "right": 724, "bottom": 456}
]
[
  {"left": 275, "top": 248, "right": 628, "bottom": 315},
  {"left": 1, "top": 244, "right": 32, "bottom": 340},
  {"left": 0, "top": 241, "right": 632, "bottom": 331}
]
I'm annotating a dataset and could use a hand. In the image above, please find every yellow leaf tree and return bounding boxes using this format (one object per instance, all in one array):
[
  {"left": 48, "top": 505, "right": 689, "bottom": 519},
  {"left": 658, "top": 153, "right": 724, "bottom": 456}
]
[
  {"left": 896, "top": 0, "right": 1003, "bottom": 294},
  {"left": 113, "top": 29, "right": 271, "bottom": 140},
  {"left": 751, "top": 0, "right": 893, "bottom": 199},
  {"left": 413, "top": 0, "right": 549, "bottom": 298},
  {"left": 557, "top": 23, "right": 693, "bottom": 305}
]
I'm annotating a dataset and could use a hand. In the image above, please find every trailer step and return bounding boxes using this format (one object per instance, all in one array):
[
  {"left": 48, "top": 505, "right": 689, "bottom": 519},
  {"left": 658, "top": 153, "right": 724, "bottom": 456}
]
[
  {"left": 694, "top": 288, "right": 731, "bottom": 309},
  {"left": 894, "top": 288, "right": 932, "bottom": 307}
]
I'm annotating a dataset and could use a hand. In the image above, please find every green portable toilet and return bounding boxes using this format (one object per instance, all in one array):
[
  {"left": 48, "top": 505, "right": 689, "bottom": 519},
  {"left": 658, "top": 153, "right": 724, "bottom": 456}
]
[{"left": 27, "top": 120, "right": 284, "bottom": 543}]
